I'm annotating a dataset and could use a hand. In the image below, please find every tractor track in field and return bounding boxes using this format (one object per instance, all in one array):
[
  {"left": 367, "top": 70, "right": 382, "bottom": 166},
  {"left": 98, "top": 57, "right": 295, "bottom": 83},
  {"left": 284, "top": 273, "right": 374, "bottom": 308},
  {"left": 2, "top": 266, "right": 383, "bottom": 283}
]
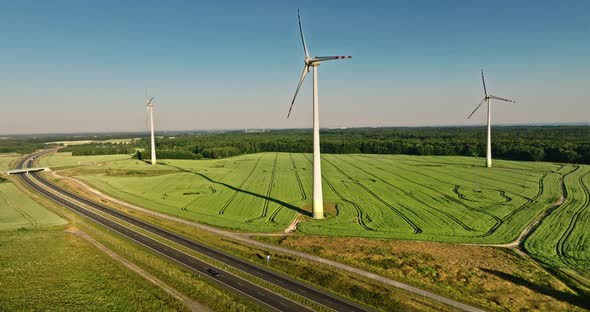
[
  {"left": 556, "top": 168, "right": 589, "bottom": 260},
  {"left": 453, "top": 185, "right": 471, "bottom": 201},
  {"left": 323, "top": 156, "right": 422, "bottom": 234},
  {"left": 218, "top": 155, "right": 263, "bottom": 215},
  {"left": 0, "top": 191, "right": 39, "bottom": 227},
  {"left": 246, "top": 153, "right": 278, "bottom": 223},
  {"left": 498, "top": 191, "right": 512, "bottom": 202},
  {"left": 301, "top": 154, "right": 374, "bottom": 231},
  {"left": 475, "top": 173, "right": 546, "bottom": 237},
  {"left": 290, "top": 154, "right": 307, "bottom": 201},
  {"left": 337, "top": 155, "right": 474, "bottom": 232},
  {"left": 479, "top": 165, "right": 576, "bottom": 249},
  {"left": 367, "top": 156, "right": 484, "bottom": 212},
  {"left": 401, "top": 160, "right": 529, "bottom": 190},
  {"left": 354, "top": 156, "right": 495, "bottom": 229},
  {"left": 364, "top": 157, "right": 505, "bottom": 234},
  {"left": 499, "top": 175, "right": 544, "bottom": 219},
  {"left": 323, "top": 175, "right": 375, "bottom": 231}
]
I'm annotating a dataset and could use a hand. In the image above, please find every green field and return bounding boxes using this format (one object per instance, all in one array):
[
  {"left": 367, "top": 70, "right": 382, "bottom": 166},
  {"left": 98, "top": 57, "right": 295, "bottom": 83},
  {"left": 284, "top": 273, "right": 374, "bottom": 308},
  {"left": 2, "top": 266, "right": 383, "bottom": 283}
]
[
  {"left": 54, "top": 153, "right": 561, "bottom": 238},
  {"left": 525, "top": 165, "right": 590, "bottom": 271},
  {"left": 0, "top": 229, "right": 186, "bottom": 311},
  {"left": 0, "top": 154, "right": 18, "bottom": 171},
  {"left": 38, "top": 152, "right": 131, "bottom": 168},
  {"left": 0, "top": 183, "right": 67, "bottom": 230},
  {"left": 45, "top": 138, "right": 139, "bottom": 146}
]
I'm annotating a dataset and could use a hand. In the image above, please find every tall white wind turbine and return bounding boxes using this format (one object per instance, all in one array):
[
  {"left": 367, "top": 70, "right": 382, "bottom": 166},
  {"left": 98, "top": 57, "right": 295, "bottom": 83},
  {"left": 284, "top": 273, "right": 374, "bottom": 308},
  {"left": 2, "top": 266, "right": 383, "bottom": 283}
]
[
  {"left": 146, "top": 96, "right": 157, "bottom": 165},
  {"left": 468, "top": 70, "right": 516, "bottom": 168},
  {"left": 287, "top": 10, "right": 351, "bottom": 219}
]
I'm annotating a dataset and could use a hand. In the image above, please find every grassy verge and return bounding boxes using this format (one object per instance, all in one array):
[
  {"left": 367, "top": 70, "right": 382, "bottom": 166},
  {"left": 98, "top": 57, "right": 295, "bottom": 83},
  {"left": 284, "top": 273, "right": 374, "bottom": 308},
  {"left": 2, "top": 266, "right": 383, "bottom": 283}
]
[{"left": 253, "top": 235, "right": 589, "bottom": 312}]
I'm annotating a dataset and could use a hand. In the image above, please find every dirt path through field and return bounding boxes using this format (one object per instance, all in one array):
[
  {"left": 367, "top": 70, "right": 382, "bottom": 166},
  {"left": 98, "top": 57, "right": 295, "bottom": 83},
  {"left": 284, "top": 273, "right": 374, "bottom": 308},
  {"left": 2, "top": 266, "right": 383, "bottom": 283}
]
[
  {"left": 67, "top": 229, "right": 209, "bottom": 312},
  {"left": 473, "top": 170, "right": 568, "bottom": 249}
]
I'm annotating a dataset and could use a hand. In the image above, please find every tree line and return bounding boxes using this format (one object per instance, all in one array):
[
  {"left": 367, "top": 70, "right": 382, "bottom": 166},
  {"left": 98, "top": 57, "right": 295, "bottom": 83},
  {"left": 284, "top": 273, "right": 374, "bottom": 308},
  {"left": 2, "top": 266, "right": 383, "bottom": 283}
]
[
  {"left": 135, "top": 126, "right": 590, "bottom": 164},
  {"left": 14, "top": 126, "right": 587, "bottom": 165}
]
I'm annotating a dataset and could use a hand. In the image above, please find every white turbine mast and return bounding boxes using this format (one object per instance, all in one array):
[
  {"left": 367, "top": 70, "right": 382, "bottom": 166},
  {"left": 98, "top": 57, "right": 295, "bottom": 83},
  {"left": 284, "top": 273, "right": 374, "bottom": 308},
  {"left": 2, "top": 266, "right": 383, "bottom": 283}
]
[
  {"left": 287, "top": 9, "right": 351, "bottom": 219},
  {"left": 146, "top": 96, "right": 157, "bottom": 165},
  {"left": 468, "top": 69, "right": 516, "bottom": 168}
]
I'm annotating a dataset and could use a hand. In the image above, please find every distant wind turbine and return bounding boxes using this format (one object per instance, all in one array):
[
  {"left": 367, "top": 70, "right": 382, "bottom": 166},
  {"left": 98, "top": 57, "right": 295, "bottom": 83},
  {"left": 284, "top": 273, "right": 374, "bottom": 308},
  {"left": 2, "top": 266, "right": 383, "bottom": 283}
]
[
  {"left": 146, "top": 96, "right": 157, "bottom": 165},
  {"left": 287, "top": 10, "right": 351, "bottom": 219},
  {"left": 468, "top": 70, "right": 516, "bottom": 168}
]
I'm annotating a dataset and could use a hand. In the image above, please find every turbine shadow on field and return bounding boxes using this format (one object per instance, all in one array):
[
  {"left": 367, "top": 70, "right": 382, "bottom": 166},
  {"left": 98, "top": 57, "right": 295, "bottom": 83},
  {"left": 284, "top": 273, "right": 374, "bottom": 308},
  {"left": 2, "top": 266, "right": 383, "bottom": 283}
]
[
  {"left": 160, "top": 163, "right": 312, "bottom": 217},
  {"left": 480, "top": 268, "right": 590, "bottom": 310}
]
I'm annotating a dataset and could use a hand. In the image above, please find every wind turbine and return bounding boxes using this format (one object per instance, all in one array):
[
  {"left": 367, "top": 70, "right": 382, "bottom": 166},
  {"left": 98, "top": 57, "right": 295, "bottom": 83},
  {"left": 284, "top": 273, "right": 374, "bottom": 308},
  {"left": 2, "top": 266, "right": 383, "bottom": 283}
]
[
  {"left": 287, "top": 10, "right": 351, "bottom": 219},
  {"left": 146, "top": 96, "right": 157, "bottom": 165},
  {"left": 468, "top": 70, "right": 516, "bottom": 168}
]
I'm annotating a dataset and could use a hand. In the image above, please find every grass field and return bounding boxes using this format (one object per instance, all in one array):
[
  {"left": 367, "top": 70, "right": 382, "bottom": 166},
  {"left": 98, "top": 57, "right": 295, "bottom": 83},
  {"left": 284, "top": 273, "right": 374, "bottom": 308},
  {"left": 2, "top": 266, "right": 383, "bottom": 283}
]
[
  {"left": 0, "top": 228, "right": 187, "bottom": 311},
  {"left": 0, "top": 183, "right": 67, "bottom": 230}
]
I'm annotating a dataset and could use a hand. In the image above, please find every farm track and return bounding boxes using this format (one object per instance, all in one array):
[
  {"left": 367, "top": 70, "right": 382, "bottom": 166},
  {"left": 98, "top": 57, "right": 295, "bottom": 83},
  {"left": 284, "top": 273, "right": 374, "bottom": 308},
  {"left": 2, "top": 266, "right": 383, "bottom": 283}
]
[
  {"left": 484, "top": 166, "right": 576, "bottom": 249},
  {"left": 218, "top": 155, "right": 263, "bottom": 215},
  {"left": 336, "top": 155, "right": 474, "bottom": 232},
  {"left": 247, "top": 153, "right": 278, "bottom": 223},
  {"left": 323, "top": 156, "right": 422, "bottom": 233},
  {"left": 556, "top": 168, "right": 589, "bottom": 261},
  {"left": 290, "top": 154, "right": 306, "bottom": 201}
]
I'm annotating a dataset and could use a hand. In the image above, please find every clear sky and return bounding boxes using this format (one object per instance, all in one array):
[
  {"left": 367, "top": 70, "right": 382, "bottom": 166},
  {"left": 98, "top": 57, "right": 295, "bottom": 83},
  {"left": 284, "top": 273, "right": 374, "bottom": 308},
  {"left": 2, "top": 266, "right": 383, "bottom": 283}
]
[{"left": 1, "top": 0, "right": 589, "bottom": 134}]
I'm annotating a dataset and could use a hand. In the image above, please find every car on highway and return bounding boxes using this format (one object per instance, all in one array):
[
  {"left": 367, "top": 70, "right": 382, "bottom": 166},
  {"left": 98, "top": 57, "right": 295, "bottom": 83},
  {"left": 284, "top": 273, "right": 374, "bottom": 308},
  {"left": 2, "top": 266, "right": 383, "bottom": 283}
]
[{"left": 207, "top": 268, "right": 220, "bottom": 277}]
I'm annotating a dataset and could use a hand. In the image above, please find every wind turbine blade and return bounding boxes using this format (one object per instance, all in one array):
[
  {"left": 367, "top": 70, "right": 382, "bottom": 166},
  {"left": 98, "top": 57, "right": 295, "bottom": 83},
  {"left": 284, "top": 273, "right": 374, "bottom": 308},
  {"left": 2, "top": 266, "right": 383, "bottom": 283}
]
[
  {"left": 147, "top": 96, "right": 155, "bottom": 106},
  {"left": 481, "top": 69, "right": 488, "bottom": 97},
  {"left": 287, "top": 65, "right": 310, "bottom": 118},
  {"left": 489, "top": 95, "right": 516, "bottom": 103},
  {"left": 313, "top": 56, "right": 352, "bottom": 62},
  {"left": 298, "top": 9, "right": 310, "bottom": 59},
  {"left": 468, "top": 98, "right": 486, "bottom": 119}
]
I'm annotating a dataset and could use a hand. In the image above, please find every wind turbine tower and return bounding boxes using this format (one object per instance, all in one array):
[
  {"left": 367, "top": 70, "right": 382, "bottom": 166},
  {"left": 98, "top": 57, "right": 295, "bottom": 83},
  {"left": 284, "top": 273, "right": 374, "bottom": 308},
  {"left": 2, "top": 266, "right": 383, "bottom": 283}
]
[
  {"left": 287, "top": 10, "right": 351, "bottom": 219},
  {"left": 146, "top": 96, "right": 157, "bottom": 165},
  {"left": 468, "top": 70, "right": 516, "bottom": 168}
]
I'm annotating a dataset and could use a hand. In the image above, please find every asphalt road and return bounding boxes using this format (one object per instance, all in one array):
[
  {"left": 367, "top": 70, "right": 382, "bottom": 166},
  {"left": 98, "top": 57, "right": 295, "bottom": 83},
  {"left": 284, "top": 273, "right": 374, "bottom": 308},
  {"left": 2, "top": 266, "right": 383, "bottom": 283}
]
[{"left": 16, "top": 151, "right": 371, "bottom": 312}]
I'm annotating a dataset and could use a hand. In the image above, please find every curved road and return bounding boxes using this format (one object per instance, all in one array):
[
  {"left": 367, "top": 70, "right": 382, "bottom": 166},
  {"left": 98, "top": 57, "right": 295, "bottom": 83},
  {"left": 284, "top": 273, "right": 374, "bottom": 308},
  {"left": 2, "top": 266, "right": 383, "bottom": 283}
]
[{"left": 15, "top": 151, "right": 371, "bottom": 312}]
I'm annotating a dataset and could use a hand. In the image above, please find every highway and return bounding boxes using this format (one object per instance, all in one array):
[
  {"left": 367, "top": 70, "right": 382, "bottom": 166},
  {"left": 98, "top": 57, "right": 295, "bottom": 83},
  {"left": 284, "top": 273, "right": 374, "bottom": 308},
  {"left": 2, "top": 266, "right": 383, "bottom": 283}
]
[{"left": 16, "top": 151, "right": 371, "bottom": 312}]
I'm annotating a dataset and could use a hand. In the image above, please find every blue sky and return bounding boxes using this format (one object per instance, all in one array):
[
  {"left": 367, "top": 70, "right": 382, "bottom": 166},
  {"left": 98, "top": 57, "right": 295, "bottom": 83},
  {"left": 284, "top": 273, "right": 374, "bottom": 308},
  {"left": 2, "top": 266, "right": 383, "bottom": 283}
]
[{"left": 1, "top": 0, "right": 589, "bottom": 134}]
